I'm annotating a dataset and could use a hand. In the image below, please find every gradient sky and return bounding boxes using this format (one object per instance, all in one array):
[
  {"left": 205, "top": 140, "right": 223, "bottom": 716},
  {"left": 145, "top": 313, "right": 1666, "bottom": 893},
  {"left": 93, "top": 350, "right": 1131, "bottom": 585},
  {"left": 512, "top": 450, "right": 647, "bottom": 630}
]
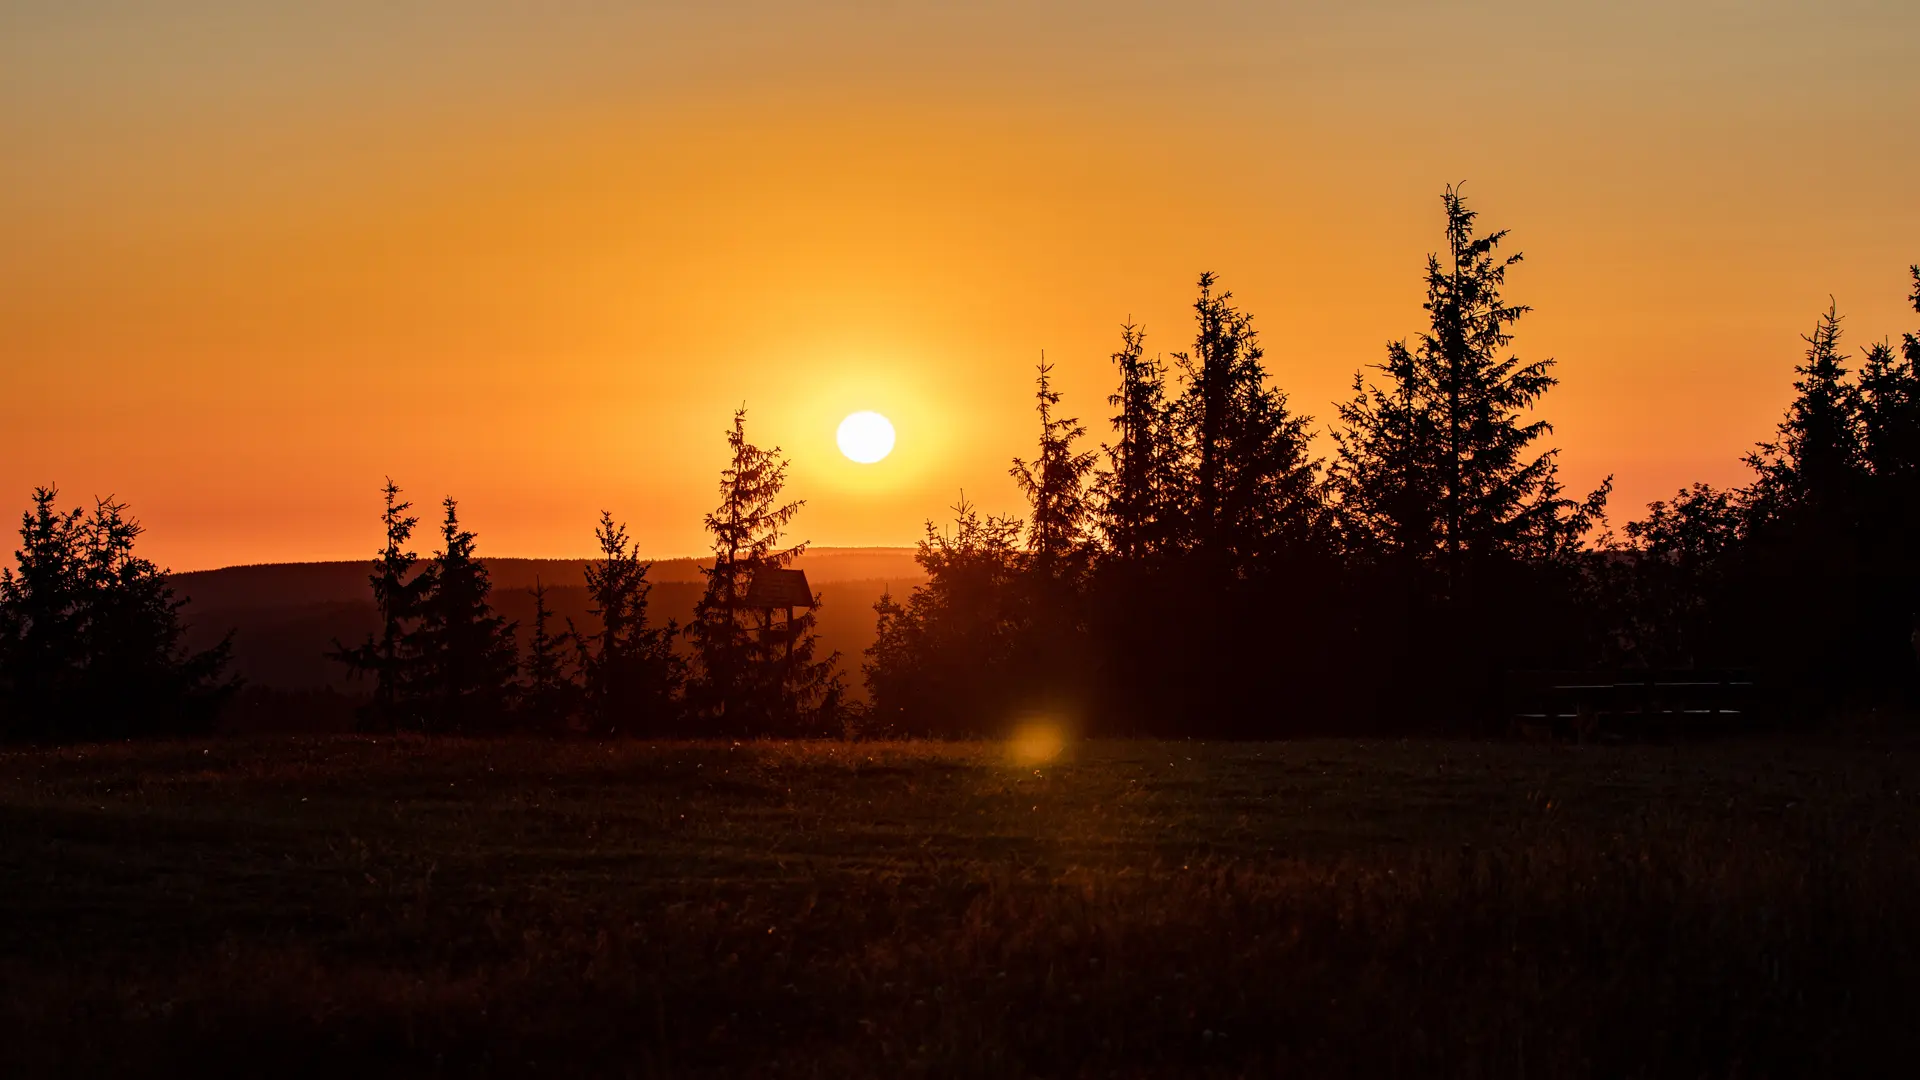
[{"left": 4, "top": 1, "right": 1917, "bottom": 570}]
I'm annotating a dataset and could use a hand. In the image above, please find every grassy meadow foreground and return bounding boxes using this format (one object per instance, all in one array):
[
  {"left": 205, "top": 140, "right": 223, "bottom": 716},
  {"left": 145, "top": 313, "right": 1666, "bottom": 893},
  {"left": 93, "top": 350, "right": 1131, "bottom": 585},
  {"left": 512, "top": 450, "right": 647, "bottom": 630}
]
[{"left": 3, "top": 736, "right": 1918, "bottom": 1076}]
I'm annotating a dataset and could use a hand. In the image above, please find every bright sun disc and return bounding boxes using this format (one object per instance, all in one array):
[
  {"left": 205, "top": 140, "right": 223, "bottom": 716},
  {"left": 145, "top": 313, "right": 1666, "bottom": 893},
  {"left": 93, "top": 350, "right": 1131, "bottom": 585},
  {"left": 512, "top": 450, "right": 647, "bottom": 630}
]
[{"left": 836, "top": 411, "right": 896, "bottom": 464}]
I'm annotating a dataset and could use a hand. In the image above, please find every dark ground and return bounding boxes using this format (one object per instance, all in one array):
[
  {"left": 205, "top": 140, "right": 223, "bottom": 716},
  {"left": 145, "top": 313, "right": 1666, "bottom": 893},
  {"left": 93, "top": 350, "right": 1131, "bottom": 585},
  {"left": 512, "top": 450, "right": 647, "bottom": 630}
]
[{"left": 2, "top": 734, "right": 1917, "bottom": 1077}]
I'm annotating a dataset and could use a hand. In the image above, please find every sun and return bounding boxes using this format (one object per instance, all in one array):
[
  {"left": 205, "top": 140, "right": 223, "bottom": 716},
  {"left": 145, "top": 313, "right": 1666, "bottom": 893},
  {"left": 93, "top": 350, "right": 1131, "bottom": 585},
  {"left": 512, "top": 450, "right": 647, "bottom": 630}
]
[{"left": 836, "top": 411, "right": 896, "bottom": 464}]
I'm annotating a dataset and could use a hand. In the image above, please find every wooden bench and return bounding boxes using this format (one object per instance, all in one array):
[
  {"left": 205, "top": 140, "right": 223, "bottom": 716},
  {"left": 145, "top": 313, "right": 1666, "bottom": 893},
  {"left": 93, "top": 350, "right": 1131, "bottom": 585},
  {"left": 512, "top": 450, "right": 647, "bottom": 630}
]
[{"left": 1505, "top": 669, "right": 1759, "bottom": 739}]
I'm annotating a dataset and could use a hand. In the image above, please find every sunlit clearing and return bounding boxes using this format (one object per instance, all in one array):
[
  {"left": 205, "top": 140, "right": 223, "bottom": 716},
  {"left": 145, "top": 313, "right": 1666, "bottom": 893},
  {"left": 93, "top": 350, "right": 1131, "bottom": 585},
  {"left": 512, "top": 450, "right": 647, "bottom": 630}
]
[
  {"left": 1007, "top": 721, "right": 1066, "bottom": 767},
  {"left": 836, "top": 411, "right": 896, "bottom": 464}
]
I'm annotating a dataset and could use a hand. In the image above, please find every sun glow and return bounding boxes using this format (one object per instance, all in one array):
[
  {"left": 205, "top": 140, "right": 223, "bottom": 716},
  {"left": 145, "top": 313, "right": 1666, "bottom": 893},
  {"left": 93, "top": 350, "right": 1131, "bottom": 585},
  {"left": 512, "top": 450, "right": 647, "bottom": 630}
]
[{"left": 836, "top": 411, "right": 896, "bottom": 464}]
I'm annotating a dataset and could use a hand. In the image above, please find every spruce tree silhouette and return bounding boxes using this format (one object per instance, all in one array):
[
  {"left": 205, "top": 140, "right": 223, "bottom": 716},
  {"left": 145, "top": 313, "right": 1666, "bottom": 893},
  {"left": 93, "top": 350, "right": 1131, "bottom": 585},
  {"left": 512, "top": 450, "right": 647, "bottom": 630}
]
[
  {"left": 0, "top": 487, "right": 234, "bottom": 741},
  {"left": 1908, "top": 265, "right": 1920, "bottom": 356},
  {"left": 1333, "top": 187, "right": 1606, "bottom": 592},
  {"left": 1326, "top": 189, "right": 1608, "bottom": 721},
  {"left": 571, "top": 512, "right": 681, "bottom": 736},
  {"left": 1009, "top": 358, "right": 1097, "bottom": 579},
  {"left": 1008, "top": 360, "right": 1099, "bottom": 721},
  {"left": 866, "top": 495, "right": 1026, "bottom": 737},
  {"left": 1601, "top": 270, "right": 1920, "bottom": 709},
  {"left": 1860, "top": 268, "right": 1920, "bottom": 544},
  {"left": 1168, "top": 273, "right": 1322, "bottom": 569},
  {"left": 1861, "top": 337, "right": 1920, "bottom": 479},
  {"left": 1096, "top": 321, "right": 1176, "bottom": 560},
  {"left": 519, "top": 578, "right": 579, "bottom": 732},
  {"left": 1331, "top": 337, "right": 1444, "bottom": 568},
  {"left": 1857, "top": 330, "right": 1920, "bottom": 684},
  {"left": 1745, "top": 303, "right": 1863, "bottom": 521},
  {"left": 689, "top": 409, "right": 843, "bottom": 736},
  {"left": 413, "top": 498, "right": 520, "bottom": 734},
  {"left": 1900, "top": 264, "right": 1920, "bottom": 696},
  {"left": 330, "top": 479, "right": 429, "bottom": 731},
  {"left": 0, "top": 490, "right": 86, "bottom": 740},
  {"left": 1091, "top": 317, "right": 1192, "bottom": 732},
  {"left": 1737, "top": 305, "right": 1867, "bottom": 695},
  {"left": 1733, "top": 285, "right": 1920, "bottom": 702}
]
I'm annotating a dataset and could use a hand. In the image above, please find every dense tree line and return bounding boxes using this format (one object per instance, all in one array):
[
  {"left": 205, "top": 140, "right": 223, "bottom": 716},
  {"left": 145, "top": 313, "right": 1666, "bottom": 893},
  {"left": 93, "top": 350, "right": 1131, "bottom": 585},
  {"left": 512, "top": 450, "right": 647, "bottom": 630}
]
[
  {"left": 0, "top": 408, "right": 840, "bottom": 742},
  {"left": 865, "top": 188, "right": 1920, "bottom": 736},
  {"left": 1609, "top": 283, "right": 1920, "bottom": 710},
  {"left": 0, "top": 489, "right": 234, "bottom": 740},
  {"left": 7, "top": 185, "right": 1915, "bottom": 742},
  {"left": 328, "top": 408, "right": 841, "bottom": 737}
]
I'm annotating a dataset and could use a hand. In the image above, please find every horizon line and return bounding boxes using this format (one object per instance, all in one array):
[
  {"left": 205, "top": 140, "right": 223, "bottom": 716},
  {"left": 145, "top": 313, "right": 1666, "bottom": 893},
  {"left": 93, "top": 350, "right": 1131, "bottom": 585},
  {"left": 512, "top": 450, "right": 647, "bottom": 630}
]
[{"left": 169, "top": 544, "right": 924, "bottom": 576}]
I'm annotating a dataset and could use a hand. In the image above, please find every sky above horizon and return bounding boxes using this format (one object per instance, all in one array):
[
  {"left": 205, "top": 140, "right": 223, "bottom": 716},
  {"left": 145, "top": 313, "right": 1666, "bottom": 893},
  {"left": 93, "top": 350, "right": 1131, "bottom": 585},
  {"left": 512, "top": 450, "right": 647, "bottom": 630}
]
[{"left": 4, "top": 1, "right": 1917, "bottom": 571}]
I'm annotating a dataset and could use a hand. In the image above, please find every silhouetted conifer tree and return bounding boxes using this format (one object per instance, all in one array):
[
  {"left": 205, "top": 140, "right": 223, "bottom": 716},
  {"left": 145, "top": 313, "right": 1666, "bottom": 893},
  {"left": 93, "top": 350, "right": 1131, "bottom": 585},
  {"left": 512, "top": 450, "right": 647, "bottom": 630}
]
[
  {"left": 1080, "top": 288, "right": 1343, "bottom": 736},
  {"left": 866, "top": 495, "right": 1027, "bottom": 736},
  {"left": 330, "top": 479, "right": 429, "bottom": 731},
  {"left": 412, "top": 498, "right": 519, "bottom": 734},
  {"left": 1008, "top": 359, "right": 1099, "bottom": 721},
  {"left": 691, "top": 409, "right": 840, "bottom": 730},
  {"left": 1859, "top": 268, "right": 1920, "bottom": 544},
  {"left": 1887, "top": 267, "right": 1920, "bottom": 696},
  {"left": 1096, "top": 321, "right": 1177, "bottom": 558},
  {"left": 1168, "top": 273, "right": 1323, "bottom": 568},
  {"left": 0, "top": 491, "right": 84, "bottom": 739},
  {"left": 0, "top": 487, "right": 234, "bottom": 741},
  {"left": 689, "top": 409, "right": 843, "bottom": 735},
  {"left": 1610, "top": 275, "right": 1920, "bottom": 705},
  {"left": 572, "top": 512, "right": 681, "bottom": 736},
  {"left": 1323, "top": 189, "right": 1607, "bottom": 724},
  {"left": 1333, "top": 188, "right": 1607, "bottom": 593},
  {"left": 1731, "top": 282, "right": 1920, "bottom": 699},
  {"left": 1010, "top": 359, "right": 1097, "bottom": 578},
  {"left": 1746, "top": 303, "right": 1864, "bottom": 522},
  {"left": 1861, "top": 338, "right": 1920, "bottom": 480},
  {"left": 1331, "top": 339, "right": 1444, "bottom": 566},
  {"left": 518, "top": 578, "right": 578, "bottom": 731},
  {"left": 1910, "top": 265, "right": 1920, "bottom": 357}
]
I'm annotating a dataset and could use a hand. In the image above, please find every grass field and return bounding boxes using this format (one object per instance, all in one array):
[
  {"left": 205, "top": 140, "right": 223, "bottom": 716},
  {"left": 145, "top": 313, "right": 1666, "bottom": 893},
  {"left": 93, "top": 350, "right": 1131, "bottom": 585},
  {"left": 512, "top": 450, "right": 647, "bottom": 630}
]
[{"left": 3, "top": 735, "right": 1918, "bottom": 1077}]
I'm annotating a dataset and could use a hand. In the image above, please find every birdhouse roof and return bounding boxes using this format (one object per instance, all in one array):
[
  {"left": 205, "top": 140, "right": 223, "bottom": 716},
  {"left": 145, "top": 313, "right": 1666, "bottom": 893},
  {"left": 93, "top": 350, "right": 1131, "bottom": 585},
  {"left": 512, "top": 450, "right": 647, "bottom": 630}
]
[{"left": 742, "top": 567, "right": 815, "bottom": 608}]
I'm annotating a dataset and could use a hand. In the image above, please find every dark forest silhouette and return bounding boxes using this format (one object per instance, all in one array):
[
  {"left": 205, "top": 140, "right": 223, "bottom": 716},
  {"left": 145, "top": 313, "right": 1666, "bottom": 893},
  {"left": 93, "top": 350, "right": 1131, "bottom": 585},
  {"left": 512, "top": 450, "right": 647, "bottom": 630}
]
[
  {"left": 5, "top": 188, "right": 1918, "bottom": 742},
  {"left": 0, "top": 489, "right": 235, "bottom": 739},
  {"left": 867, "top": 189, "right": 1919, "bottom": 737}
]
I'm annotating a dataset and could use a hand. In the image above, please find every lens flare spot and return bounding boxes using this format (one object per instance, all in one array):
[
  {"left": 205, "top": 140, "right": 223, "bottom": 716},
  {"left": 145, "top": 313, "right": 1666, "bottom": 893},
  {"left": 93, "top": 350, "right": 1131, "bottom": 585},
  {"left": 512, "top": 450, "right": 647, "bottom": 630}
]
[{"left": 1007, "top": 721, "right": 1066, "bottom": 766}]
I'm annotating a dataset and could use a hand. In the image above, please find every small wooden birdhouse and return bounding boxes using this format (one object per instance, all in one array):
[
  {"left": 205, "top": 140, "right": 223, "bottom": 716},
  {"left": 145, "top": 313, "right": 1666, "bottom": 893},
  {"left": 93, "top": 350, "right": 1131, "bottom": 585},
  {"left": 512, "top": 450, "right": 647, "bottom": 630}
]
[
  {"left": 741, "top": 568, "right": 814, "bottom": 664},
  {"left": 741, "top": 568, "right": 815, "bottom": 610}
]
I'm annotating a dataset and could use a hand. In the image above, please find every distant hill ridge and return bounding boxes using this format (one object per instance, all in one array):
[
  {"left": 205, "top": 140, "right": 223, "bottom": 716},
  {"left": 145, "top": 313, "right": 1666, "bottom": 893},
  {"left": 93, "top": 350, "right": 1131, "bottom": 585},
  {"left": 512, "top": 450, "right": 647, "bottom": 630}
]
[
  {"left": 170, "top": 548, "right": 926, "bottom": 696},
  {"left": 173, "top": 547, "right": 924, "bottom": 611}
]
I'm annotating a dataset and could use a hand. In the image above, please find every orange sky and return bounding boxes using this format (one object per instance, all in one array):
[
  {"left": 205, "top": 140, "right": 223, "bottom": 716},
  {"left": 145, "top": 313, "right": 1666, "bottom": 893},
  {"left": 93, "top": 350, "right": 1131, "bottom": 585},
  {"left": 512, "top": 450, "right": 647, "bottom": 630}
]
[{"left": 4, "top": 2, "right": 1917, "bottom": 571}]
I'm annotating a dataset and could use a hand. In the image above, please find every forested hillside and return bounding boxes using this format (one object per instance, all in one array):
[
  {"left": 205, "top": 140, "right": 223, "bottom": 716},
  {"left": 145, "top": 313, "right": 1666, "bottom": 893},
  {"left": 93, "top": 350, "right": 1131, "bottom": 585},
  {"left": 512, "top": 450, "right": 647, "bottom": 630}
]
[{"left": 172, "top": 551, "right": 921, "bottom": 706}]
